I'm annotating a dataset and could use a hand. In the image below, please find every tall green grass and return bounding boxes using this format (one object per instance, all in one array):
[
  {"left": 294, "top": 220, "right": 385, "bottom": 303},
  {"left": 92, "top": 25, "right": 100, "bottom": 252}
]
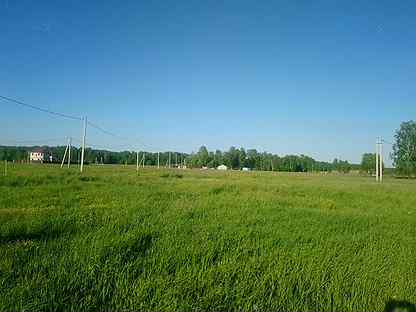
[{"left": 0, "top": 164, "right": 415, "bottom": 311}]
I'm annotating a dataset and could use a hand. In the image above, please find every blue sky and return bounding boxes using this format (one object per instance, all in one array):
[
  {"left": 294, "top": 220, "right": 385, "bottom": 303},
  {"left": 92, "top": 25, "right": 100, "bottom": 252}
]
[{"left": 1, "top": 1, "right": 416, "bottom": 164}]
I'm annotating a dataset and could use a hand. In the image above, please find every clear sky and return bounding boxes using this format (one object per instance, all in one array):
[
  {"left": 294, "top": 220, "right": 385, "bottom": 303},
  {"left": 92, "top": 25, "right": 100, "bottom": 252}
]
[{"left": 1, "top": 1, "right": 416, "bottom": 165}]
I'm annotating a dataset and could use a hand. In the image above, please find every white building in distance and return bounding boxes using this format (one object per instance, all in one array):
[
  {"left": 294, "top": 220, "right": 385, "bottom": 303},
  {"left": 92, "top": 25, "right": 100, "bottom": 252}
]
[
  {"left": 217, "top": 164, "right": 228, "bottom": 170},
  {"left": 30, "top": 149, "right": 45, "bottom": 163}
]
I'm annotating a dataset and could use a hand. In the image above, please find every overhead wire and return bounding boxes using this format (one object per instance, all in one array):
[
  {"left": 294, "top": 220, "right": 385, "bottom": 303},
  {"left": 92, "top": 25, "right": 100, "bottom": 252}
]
[
  {"left": 86, "top": 120, "right": 167, "bottom": 152},
  {"left": 72, "top": 137, "right": 135, "bottom": 152},
  {"left": 1, "top": 94, "right": 174, "bottom": 153},
  {"left": 0, "top": 95, "right": 82, "bottom": 121},
  {"left": 381, "top": 139, "right": 394, "bottom": 145},
  {"left": 0, "top": 138, "right": 66, "bottom": 145},
  {"left": 87, "top": 121, "right": 120, "bottom": 138}
]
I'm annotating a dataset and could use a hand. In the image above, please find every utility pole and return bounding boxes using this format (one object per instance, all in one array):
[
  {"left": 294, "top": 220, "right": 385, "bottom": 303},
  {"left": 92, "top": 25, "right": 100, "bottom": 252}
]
[
  {"left": 376, "top": 139, "right": 379, "bottom": 182},
  {"left": 175, "top": 153, "right": 178, "bottom": 168},
  {"left": 157, "top": 152, "right": 160, "bottom": 169},
  {"left": 380, "top": 140, "right": 383, "bottom": 182},
  {"left": 61, "top": 140, "right": 69, "bottom": 168},
  {"left": 68, "top": 137, "right": 72, "bottom": 168},
  {"left": 136, "top": 151, "right": 139, "bottom": 172},
  {"left": 80, "top": 116, "right": 87, "bottom": 173},
  {"left": 375, "top": 138, "right": 384, "bottom": 183},
  {"left": 169, "top": 152, "right": 171, "bottom": 168}
]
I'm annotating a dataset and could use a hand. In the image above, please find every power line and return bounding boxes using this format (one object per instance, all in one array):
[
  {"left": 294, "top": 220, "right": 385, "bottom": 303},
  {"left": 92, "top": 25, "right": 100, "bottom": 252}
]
[
  {"left": 86, "top": 119, "right": 165, "bottom": 151},
  {"left": 1, "top": 94, "right": 170, "bottom": 152},
  {"left": 88, "top": 122, "right": 152, "bottom": 149},
  {"left": 87, "top": 120, "right": 119, "bottom": 138},
  {"left": 72, "top": 138, "right": 130, "bottom": 151},
  {"left": 0, "top": 138, "right": 65, "bottom": 144},
  {"left": 0, "top": 95, "right": 82, "bottom": 121},
  {"left": 381, "top": 139, "right": 394, "bottom": 145}
]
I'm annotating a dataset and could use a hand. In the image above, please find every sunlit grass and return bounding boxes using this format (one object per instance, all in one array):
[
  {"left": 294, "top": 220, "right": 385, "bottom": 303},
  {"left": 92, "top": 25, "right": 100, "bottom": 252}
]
[{"left": 0, "top": 164, "right": 415, "bottom": 311}]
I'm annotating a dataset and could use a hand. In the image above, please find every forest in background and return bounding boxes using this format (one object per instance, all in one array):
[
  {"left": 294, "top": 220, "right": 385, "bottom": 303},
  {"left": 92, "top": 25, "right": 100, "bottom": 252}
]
[{"left": 0, "top": 145, "right": 355, "bottom": 173}]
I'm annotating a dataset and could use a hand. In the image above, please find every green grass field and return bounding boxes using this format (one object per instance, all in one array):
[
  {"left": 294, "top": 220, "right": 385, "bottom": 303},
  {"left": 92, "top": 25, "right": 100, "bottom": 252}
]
[{"left": 0, "top": 164, "right": 415, "bottom": 311}]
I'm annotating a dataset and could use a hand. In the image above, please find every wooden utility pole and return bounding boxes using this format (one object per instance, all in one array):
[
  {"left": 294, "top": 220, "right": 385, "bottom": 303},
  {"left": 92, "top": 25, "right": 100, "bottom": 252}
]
[{"left": 80, "top": 116, "right": 87, "bottom": 173}]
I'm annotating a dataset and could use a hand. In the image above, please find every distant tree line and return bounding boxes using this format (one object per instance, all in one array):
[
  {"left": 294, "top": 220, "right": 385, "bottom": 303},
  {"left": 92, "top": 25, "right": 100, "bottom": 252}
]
[
  {"left": 0, "top": 146, "right": 188, "bottom": 167},
  {"left": 3, "top": 121, "right": 415, "bottom": 175},
  {"left": 0, "top": 145, "right": 354, "bottom": 173},
  {"left": 186, "top": 146, "right": 353, "bottom": 172}
]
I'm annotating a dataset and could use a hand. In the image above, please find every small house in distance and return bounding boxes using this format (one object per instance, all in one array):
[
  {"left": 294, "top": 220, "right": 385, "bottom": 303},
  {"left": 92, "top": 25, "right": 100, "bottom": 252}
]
[
  {"left": 217, "top": 164, "right": 228, "bottom": 171},
  {"left": 29, "top": 149, "right": 45, "bottom": 163}
]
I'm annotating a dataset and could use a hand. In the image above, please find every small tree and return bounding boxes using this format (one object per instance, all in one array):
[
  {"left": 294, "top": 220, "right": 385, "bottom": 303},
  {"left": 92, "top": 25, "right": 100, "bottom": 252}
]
[
  {"left": 197, "top": 146, "right": 209, "bottom": 167},
  {"left": 361, "top": 153, "right": 375, "bottom": 174},
  {"left": 333, "top": 158, "right": 351, "bottom": 173},
  {"left": 392, "top": 121, "right": 416, "bottom": 177}
]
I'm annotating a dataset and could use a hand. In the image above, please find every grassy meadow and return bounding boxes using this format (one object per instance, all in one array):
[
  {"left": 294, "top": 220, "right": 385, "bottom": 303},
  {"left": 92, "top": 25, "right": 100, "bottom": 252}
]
[{"left": 0, "top": 164, "right": 415, "bottom": 311}]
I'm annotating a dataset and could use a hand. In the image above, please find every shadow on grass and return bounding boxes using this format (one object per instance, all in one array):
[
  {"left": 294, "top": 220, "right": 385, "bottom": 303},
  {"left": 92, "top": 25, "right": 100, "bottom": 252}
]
[
  {"left": 0, "top": 219, "right": 76, "bottom": 244},
  {"left": 160, "top": 173, "right": 183, "bottom": 179},
  {"left": 100, "top": 232, "right": 155, "bottom": 265},
  {"left": 384, "top": 300, "right": 416, "bottom": 312}
]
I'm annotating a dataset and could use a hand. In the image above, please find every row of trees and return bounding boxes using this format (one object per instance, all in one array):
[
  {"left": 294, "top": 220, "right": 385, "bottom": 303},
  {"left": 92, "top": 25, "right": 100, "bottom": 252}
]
[
  {"left": 0, "top": 145, "right": 353, "bottom": 173},
  {"left": 3, "top": 120, "right": 415, "bottom": 175},
  {"left": 0, "top": 146, "right": 188, "bottom": 168},
  {"left": 186, "top": 146, "right": 352, "bottom": 172}
]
